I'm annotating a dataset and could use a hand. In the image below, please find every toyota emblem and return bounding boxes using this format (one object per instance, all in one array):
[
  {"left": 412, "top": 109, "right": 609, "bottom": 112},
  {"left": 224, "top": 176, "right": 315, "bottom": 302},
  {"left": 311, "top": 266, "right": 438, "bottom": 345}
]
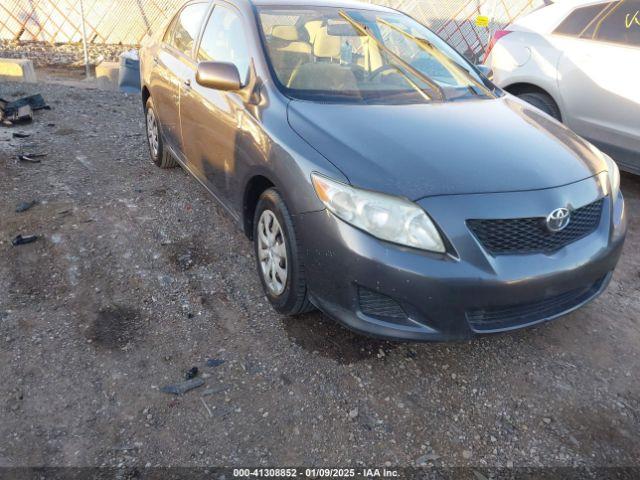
[{"left": 546, "top": 207, "right": 571, "bottom": 232}]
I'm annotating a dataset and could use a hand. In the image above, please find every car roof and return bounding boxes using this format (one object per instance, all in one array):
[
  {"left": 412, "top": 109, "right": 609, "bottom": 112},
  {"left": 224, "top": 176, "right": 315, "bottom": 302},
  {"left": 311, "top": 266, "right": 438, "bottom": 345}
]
[{"left": 247, "top": 0, "right": 396, "bottom": 13}]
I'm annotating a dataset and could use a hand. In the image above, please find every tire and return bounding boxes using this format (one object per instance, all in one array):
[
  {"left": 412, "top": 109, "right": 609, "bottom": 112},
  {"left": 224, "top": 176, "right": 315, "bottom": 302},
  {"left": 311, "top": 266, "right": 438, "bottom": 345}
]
[
  {"left": 145, "top": 97, "right": 177, "bottom": 168},
  {"left": 517, "top": 92, "right": 561, "bottom": 122},
  {"left": 253, "top": 188, "right": 314, "bottom": 315}
]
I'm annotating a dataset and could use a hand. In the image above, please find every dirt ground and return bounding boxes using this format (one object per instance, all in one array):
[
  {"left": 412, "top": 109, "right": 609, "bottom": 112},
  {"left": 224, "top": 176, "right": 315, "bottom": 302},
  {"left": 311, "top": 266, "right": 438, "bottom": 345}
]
[{"left": 1, "top": 81, "right": 639, "bottom": 471}]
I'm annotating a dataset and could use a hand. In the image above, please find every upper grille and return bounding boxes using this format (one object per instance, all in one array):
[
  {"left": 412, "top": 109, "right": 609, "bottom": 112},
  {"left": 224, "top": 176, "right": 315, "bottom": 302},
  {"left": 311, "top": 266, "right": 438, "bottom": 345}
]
[{"left": 467, "top": 198, "right": 604, "bottom": 255}]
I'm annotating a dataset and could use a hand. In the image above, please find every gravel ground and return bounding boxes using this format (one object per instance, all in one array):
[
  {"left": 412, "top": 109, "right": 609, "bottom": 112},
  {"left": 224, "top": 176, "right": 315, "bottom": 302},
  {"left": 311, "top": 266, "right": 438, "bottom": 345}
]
[{"left": 0, "top": 81, "right": 639, "bottom": 471}]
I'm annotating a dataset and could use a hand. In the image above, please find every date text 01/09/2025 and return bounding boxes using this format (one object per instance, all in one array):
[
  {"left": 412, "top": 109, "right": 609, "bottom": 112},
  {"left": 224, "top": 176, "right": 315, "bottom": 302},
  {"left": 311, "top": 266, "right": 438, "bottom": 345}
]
[{"left": 232, "top": 468, "right": 400, "bottom": 477}]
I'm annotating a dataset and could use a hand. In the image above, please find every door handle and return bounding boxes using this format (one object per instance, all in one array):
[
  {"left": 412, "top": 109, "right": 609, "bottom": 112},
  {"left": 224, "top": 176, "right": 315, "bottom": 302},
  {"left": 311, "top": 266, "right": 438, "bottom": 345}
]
[
  {"left": 152, "top": 56, "right": 159, "bottom": 64},
  {"left": 183, "top": 79, "right": 191, "bottom": 89}
]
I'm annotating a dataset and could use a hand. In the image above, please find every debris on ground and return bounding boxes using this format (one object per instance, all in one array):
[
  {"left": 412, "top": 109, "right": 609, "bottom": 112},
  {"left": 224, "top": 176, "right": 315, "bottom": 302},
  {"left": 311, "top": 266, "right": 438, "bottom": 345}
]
[
  {"left": 12, "top": 132, "right": 31, "bottom": 138},
  {"left": 1, "top": 94, "right": 49, "bottom": 117},
  {"left": 201, "top": 385, "right": 230, "bottom": 397},
  {"left": 200, "top": 397, "right": 213, "bottom": 418},
  {"left": 18, "top": 153, "right": 47, "bottom": 163},
  {"left": 11, "top": 234, "right": 38, "bottom": 246},
  {"left": 416, "top": 452, "right": 440, "bottom": 465},
  {"left": 160, "top": 378, "right": 204, "bottom": 396},
  {"left": 185, "top": 367, "right": 198, "bottom": 380},
  {"left": 1, "top": 94, "right": 50, "bottom": 126},
  {"left": 205, "top": 358, "right": 225, "bottom": 368},
  {"left": 15, "top": 200, "right": 37, "bottom": 213}
]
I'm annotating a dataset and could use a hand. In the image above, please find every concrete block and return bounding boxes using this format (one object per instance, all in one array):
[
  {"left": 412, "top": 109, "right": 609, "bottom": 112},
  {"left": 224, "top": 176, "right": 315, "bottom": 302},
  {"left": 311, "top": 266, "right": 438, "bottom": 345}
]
[
  {"left": 95, "top": 61, "right": 120, "bottom": 90},
  {"left": 0, "top": 58, "right": 37, "bottom": 83}
]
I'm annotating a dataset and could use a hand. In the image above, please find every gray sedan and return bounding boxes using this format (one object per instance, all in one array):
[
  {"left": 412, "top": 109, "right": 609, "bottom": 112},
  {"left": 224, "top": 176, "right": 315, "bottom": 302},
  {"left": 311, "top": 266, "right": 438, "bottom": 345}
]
[{"left": 139, "top": 0, "right": 626, "bottom": 341}]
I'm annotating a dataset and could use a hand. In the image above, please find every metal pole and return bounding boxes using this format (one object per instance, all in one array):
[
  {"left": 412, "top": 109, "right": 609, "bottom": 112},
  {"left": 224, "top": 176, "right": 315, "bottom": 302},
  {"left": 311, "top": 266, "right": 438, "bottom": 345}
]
[{"left": 79, "top": 0, "right": 90, "bottom": 79}]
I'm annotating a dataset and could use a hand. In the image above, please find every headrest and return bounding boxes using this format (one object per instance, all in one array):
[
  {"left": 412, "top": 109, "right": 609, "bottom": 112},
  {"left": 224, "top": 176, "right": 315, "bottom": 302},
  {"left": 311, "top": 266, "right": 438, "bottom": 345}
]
[
  {"left": 271, "top": 25, "right": 298, "bottom": 41},
  {"left": 304, "top": 20, "right": 323, "bottom": 43},
  {"left": 313, "top": 26, "right": 341, "bottom": 59}
]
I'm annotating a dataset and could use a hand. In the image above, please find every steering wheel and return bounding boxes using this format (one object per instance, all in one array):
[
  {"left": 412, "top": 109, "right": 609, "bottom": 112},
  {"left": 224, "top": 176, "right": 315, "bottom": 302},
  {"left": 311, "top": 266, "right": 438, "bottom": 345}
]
[{"left": 369, "top": 64, "right": 400, "bottom": 81}]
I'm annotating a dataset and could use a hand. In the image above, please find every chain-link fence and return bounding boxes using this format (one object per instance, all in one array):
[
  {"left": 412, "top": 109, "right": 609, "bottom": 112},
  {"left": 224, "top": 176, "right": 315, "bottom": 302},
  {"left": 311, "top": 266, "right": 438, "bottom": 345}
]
[
  {"left": 0, "top": 0, "right": 545, "bottom": 60},
  {"left": 0, "top": 0, "right": 183, "bottom": 44}
]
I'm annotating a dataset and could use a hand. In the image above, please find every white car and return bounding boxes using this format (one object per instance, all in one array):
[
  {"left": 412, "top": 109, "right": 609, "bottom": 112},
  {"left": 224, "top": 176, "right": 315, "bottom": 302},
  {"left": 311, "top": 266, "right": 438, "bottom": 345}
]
[{"left": 484, "top": 0, "right": 640, "bottom": 174}]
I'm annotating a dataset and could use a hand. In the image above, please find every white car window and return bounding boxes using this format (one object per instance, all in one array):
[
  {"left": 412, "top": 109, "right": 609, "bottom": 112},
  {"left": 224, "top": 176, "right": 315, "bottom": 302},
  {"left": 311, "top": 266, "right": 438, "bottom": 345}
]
[
  {"left": 589, "top": 0, "right": 640, "bottom": 46},
  {"left": 554, "top": 3, "right": 612, "bottom": 37},
  {"left": 555, "top": 0, "right": 640, "bottom": 47}
]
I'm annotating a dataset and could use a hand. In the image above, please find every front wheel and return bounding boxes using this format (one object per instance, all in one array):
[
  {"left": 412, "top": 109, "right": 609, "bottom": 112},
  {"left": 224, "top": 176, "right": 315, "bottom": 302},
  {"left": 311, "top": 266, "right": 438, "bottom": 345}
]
[
  {"left": 253, "top": 188, "right": 314, "bottom": 315},
  {"left": 145, "top": 97, "right": 177, "bottom": 168}
]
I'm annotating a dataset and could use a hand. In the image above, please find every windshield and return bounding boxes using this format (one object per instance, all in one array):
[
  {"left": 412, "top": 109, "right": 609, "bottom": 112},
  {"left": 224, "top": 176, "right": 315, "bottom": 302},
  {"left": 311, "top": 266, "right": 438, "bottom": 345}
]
[{"left": 257, "top": 6, "right": 498, "bottom": 104}]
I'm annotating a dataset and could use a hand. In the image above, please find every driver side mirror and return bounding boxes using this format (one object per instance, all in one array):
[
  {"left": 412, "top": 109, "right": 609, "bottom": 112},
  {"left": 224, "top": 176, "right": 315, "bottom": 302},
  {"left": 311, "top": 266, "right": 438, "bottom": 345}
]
[
  {"left": 196, "top": 61, "right": 242, "bottom": 91},
  {"left": 475, "top": 64, "right": 494, "bottom": 81}
]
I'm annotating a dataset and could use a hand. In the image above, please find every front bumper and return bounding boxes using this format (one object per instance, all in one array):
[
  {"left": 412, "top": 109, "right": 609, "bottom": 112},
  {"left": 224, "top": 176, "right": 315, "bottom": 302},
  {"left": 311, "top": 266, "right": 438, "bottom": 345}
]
[{"left": 297, "top": 175, "right": 627, "bottom": 341}]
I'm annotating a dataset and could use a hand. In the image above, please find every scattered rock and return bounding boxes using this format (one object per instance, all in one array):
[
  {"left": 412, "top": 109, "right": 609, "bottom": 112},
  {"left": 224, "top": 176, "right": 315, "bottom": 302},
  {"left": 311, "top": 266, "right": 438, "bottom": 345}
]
[
  {"left": 15, "top": 200, "right": 37, "bottom": 212},
  {"left": 177, "top": 251, "right": 194, "bottom": 270},
  {"left": 416, "top": 452, "right": 440, "bottom": 465}
]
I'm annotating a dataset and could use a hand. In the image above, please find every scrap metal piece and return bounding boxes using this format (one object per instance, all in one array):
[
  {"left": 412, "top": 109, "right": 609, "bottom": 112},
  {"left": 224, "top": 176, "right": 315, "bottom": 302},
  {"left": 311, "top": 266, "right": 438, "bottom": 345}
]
[
  {"left": 160, "top": 378, "right": 204, "bottom": 396},
  {"left": 18, "top": 153, "right": 46, "bottom": 163},
  {"left": 11, "top": 234, "right": 38, "bottom": 246}
]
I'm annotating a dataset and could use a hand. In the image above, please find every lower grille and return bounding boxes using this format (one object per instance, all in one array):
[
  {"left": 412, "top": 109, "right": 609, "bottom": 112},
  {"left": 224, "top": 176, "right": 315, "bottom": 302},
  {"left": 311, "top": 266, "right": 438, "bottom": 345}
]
[
  {"left": 466, "top": 275, "right": 607, "bottom": 332},
  {"left": 467, "top": 198, "right": 604, "bottom": 255},
  {"left": 358, "top": 287, "right": 406, "bottom": 320}
]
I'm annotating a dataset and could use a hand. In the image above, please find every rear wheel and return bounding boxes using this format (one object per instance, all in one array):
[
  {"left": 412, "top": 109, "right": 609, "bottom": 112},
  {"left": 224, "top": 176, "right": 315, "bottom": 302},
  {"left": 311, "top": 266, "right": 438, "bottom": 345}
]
[
  {"left": 517, "top": 92, "right": 561, "bottom": 121},
  {"left": 253, "top": 188, "right": 314, "bottom": 315},
  {"left": 145, "top": 97, "right": 177, "bottom": 168}
]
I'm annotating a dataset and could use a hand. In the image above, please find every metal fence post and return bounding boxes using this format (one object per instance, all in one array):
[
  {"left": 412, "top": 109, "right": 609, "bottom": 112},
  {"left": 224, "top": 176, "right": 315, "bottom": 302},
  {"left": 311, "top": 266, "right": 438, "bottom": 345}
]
[{"left": 79, "top": 0, "right": 91, "bottom": 79}]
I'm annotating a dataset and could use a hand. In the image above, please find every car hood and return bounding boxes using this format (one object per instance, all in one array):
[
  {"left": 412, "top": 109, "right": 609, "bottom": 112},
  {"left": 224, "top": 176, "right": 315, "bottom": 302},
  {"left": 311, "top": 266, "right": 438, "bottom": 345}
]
[{"left": 287, "top": 96, "right": 606, "bottom": 200}]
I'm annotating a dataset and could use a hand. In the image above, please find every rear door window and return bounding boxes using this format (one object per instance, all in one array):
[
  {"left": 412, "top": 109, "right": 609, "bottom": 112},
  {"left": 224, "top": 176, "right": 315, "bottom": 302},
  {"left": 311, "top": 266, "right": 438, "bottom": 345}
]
[
  {"left": 588, "top": 0, "right": 640, "bottom": 46},
  {"left": 168, "top": 2, "right": 209, "bottom": 56},
  {"left": 554, "top": 3, "right": 613, "bottom": 36}
]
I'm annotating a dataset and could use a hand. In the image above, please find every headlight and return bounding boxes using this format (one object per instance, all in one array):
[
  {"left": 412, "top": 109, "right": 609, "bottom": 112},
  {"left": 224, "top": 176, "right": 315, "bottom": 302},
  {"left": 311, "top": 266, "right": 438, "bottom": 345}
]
[
  {"left": 602, "top": 152, "right": 620, "bottom": 200},
  {"left": 311, "top": 173, "right": 445, "bottom": 253}
]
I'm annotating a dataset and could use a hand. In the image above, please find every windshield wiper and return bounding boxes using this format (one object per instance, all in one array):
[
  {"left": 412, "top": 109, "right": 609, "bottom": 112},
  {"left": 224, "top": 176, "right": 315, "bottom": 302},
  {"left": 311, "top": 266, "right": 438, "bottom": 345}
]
[
  {"left": 338, "top": 10, "right": 446, "bottom": 102},
  {"left": 377, "top": 18, "right": 493, "bottom": 98}
]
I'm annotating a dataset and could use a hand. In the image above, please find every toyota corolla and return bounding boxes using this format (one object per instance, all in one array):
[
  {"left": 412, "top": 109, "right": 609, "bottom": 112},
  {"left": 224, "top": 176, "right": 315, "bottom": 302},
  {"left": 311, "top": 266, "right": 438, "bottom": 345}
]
[{"left": 140, "top": 0, "right": 627, "bottom": 341}]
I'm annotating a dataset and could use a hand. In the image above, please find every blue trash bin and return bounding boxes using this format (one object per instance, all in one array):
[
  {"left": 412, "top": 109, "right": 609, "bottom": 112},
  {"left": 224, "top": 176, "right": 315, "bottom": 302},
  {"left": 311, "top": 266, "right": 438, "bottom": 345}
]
[{"left": 118, "top": 56, "right": 141, "bottom": 93}]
